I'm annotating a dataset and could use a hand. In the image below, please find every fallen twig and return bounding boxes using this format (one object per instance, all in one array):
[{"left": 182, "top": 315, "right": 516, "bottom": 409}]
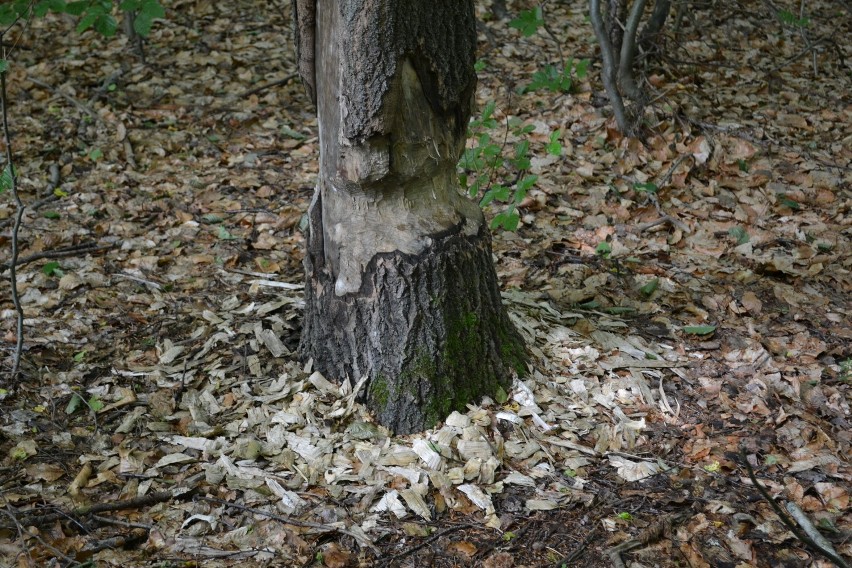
[
  {"left": 605, "top": 512, "right": 687, "bottom": 568},
  {"left": 27, "top": 76, "right": 104, "bottom": 123},
  {"left": 239, "top": 73, "right": 298, "bottom": 98},
  {"left": 741, "top": 451, "right": 850, "bottom": 568},
  {"left": 378, "top": 522, "right": 473, "bottom": 566},
  {"left": 2, "top": 491, "right": 175, "bottom": 530},
  {"left": 2, "top": 505, "right": 79, "bottom": 566},
  {"left": 81, "top": 527, "right": 149, "bottom": 554},
  {"left": 199, "top": 495, "right": 382, "bottom": 555},
  {"left": 113, "top": 271, "right": 162, "bottom": 290},
  {"left": 0, "top": 162, "right": 60, "bottom": 229},
  {"left": 0, "top": 242, "right": 111, "bottom": 270}
]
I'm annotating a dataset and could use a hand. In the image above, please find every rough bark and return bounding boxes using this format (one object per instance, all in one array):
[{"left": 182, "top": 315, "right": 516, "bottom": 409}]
[
  {"left": 298, "top": 0, "right": 526, "bottom": 434},
  {"left": 293, "top": 0, "right": 316, "bottom": 104}
]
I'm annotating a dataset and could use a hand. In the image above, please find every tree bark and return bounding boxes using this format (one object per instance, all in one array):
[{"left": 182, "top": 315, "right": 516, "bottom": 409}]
[{"left": 297, "top": 0, "right": 526, "bottom": 435}]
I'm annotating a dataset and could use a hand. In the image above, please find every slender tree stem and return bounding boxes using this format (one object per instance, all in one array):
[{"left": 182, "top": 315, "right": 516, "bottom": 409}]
[
  {"left": 640, "top": 0, "right": 671, "bottom": 50},
  {"left": 1, "top": 34, "right": 25, "bottom": 381},
  {"left": 589, "top": 0, "right": 629, "bottom": 133},
  {"left": 618, "top": 0, "right": 646, "bottom": 99}
]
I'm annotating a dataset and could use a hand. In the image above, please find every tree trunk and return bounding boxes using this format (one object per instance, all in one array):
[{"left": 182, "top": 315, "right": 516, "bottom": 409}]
[{"left": 296, "top": 0, "right": 526, "bottom": 435}]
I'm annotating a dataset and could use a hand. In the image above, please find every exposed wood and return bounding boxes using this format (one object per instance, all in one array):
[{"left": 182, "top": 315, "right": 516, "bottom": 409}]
[{"left": 299, "top": 0, "right": 525, "bottom": 434}]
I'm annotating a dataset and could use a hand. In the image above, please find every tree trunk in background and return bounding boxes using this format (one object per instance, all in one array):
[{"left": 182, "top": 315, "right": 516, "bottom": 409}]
[{"left": 295, "top": 0, "right": 526, "bottom": 435}]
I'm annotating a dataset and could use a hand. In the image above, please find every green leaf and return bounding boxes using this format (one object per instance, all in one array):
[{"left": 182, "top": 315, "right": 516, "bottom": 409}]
[
  {"left": 281, "top": 125, "right": 306, "bottom": 140},
  {"left": 481, "top": 100, "right": 496, "bottom": 120},
  {"left": 121, "top": 0, "right": 164, "bottom": 28},
  {"left": 480, "top": 184, "right": 510, "bottom": 207},
  {"left": 468, "top": 179, "right": 482, "bottom": 198},
  {"left": 202, "top": 213, "right": 223, "bottom": 224},
  {"left": 65, "top": 1, "right": 89, "bottom": 16},
  {"left": 508, "top": 7, "right": 544, "bottom": 36},
  {"left": 217, "top": 226, "right": 237, "bottom": 240},
  {"left": 66, "top": 393, "right": 83, "bottom": 414},
  {"left": 73, "top": 350, "right": 87, "bottom": 363},
  {"left": 474, "top": 59, "right": 487, "bottom": 72},
  {"left": 93, "top": 13, "right": 117, "bottom": 36},
  {"left": 88, "top": 147, "right": 103, "bottom": 161},
  {"left": 34, "top": 0, "right": 65, "bottom": 17},
  {"left": 0, "top": 164, "right": 13, "bottom": 191},
  {"left": 779, "top": 195, "right": 800, "bottom": 210},
  {"left": 683, "top": 325, "right": 717, "bottom": 335},
  {"left": 604, "top": 306, "right": 636, "bottom": 315},
  {"left": 728, "top": 226, "right": 749, "bottom": 245},
  {"left": 574, "top": 59, "right": 590, "bottom": 79},
  {"left": 0, "top": 60, "right": 8, "bottom": 74},
  {"left": 133, "top": 12, "right": 155, "bottom": 36},
  {"left": 491, "top": 209, "right": 519, "bottom": 231},
  {"left": 494, "top": 385, "right": 508, "bottom": 404},
  {"left": 764, "top": 454, "right": 780, "bottom": 465},
  {"left": 43, "top": 261, "right": 63, "bottom": 276},
  {"left": 88, "top": 396, "right": 104, "bottom": 412},
  {"left": 501, "top": 210, "right": 520, "bottom": 231},
  {"left": 76, "top": 12, "right": 99, "bottom": 33},
  {"left": 595, "top": 241, "right": 611, "bottom": 257},
  {"left": 525, "top": 64, "right": 571, "bottom": 93},
  {"left": 514, "top": 140, "right": 529, "bottom": 161},
  {"left": 513, "top": 174, "right": 537, "bottom": 204},
  {"left": 43, "top": 211, "right": 61, "bottom": 220},
  {"left": 777, "top": 10, "right": 808, "bottom": 26},
  {"left": 640, "top": 278, "right": 659, "bottom": 296},
  {"left": 617, "top": 512, "right": 633, "bottom": 521},
  {"left": 546, "top": 130, "right": 562, "bottom": 156},
  {"left": 633, "top": 182, "right": 658, "bottom": 193},
  {"left": 737, "top": 159, "right": 749, "bottom": 172},
  {"left": 140, "top": 0, "right": 165, "bottom": 20}
]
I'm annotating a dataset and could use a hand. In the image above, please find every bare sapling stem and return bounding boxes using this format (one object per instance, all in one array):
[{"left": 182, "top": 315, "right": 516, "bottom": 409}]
[{"left": 1, "top": 33, "right": 26, "bottom": 382}]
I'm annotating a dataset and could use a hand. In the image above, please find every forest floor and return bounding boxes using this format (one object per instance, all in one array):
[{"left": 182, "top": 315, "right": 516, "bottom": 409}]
[{"left": 0, "top": 0, "right": 850, "bottom": 567}]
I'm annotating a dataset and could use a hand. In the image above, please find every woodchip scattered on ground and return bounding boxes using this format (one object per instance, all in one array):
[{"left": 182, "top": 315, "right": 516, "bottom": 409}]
[{"left": 0, "top": 1, "right": 850, "bottom": 566}]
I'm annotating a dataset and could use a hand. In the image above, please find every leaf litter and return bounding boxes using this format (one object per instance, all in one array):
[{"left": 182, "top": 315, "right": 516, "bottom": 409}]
[{"left": 0, "top": 0, "right": 850, "bottom": 566}]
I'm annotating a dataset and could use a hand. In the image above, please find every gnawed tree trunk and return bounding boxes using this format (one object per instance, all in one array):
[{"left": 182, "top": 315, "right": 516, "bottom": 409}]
[{"left": 295, "top": 0, "right": 526, "bottom": 435}]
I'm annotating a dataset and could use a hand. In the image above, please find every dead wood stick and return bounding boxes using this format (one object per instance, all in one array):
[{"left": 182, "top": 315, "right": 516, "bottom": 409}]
[
  {"left": 4, "top": 491, "right": 174, "bottom": 529},
  {"left": 81, "top": 527, "right": 149, "bottom": 554},
  {"left": 0, "top": 242, "right": 112, "bottom": 270},
  {"left": 239, "top": 73, "right": 298, "bottom": 98},
  {"left": 27, "top": 77, "right": 105, "bottom": 123},
  {"left": 741, "top": 451, "right": 849, "bottom": 568},
  {"left": 91, "top": 514, "right": 152, "bottom": 530},
  {"left": 378, "top": 522, "right": 473, "bottom": 566},
  {"left": 2, "top": 505, "right": 78, "bottom": 565},
  {"left": 199, "top": 496, "right": 381, "bottom": 555}
]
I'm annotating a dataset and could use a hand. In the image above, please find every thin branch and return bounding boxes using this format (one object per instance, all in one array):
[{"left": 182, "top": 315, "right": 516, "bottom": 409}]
[
  {"left": 0, "top": 163, "right": 61, "bottom": 229},
  {"left": 617, "top": 0, "right": 646, "bottom": 99},
  {"left": 0, "top": 242, "right": 111, "bottom": 270},
  {"left": 589, "top": 0, "right": 630, "bottom": 133},
  {"left": 239, "top": 73, "right": 298, "bottom": 98},
  {"left": 26, "top": 76, "right": 104, "bottom": 123},
  {"left": 199, "top": 495, "right": 381, "bottom": 555},
  {"left": 4, "top": 491, "right": 175, "bottom": 529},
  {"left": 639, "top": 0, "right": 671, "bottom": 50},
  {"left": 379, "top": 522, "right": 473, "bottom": 566},
  {"left": 1, "top": 32, "right": 25, "bottom": 382},
  {"left": 2, "top": 505, "right": 79, "bottom": 566},
  {"left": 741, "top": 451, "right": 850, "bottom": 568}
]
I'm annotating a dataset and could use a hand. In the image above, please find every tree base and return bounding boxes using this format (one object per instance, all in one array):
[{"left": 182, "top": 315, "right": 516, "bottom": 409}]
[{"left": 300, "top": 199, "right": 526, "bottom": 435}]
